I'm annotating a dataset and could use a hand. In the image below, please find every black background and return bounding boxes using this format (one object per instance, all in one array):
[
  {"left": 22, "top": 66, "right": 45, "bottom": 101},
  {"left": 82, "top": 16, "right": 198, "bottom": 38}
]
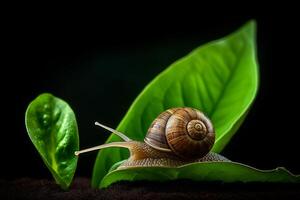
[{"left": 2, "top": 12, "right": 300, "bottom": 181}]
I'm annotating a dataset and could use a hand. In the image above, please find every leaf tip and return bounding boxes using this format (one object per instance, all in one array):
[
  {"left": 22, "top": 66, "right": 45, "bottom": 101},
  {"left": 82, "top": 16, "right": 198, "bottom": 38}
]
[
  {"left": 247, "top": 19, "right": 257, "bottom": 28},
  {"left": 241, "top": 19, "right": 257, "bottom": 38}
]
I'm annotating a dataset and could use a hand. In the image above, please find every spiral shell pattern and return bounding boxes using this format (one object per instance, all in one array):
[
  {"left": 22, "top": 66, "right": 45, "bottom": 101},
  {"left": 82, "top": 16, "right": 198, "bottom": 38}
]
[{"left": 144, "top": 107, "right": 215, "bottom": 159}]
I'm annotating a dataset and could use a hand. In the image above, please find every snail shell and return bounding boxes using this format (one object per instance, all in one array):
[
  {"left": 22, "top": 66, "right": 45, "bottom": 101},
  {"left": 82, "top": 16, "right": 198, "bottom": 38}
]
[{"left": 144, "top": 107, "right": 215, "bottom": 159}]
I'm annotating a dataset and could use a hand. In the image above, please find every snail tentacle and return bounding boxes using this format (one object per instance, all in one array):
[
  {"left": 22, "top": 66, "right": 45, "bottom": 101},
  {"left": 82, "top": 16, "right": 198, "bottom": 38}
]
[
  {"left": 95, "top": 121, "right": 132, "bottom": 141},
  {"left": 75, "top": 141, "right": 134, "bottom": 156}
]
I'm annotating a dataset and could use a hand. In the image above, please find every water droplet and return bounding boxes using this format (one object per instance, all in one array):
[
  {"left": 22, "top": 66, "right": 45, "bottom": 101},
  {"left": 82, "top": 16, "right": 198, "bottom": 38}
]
[
  {"left": 43, "top": 119, "right": 49, "bottom": 126},
  {"left": 43, "top": 104, "right": 50, "bottom": 111},
  {"left": 60, "top": 161, "right": 67, "bottom": 166},
  {"left": 43, "top": 114, "right": 50, "bottom": 120}
]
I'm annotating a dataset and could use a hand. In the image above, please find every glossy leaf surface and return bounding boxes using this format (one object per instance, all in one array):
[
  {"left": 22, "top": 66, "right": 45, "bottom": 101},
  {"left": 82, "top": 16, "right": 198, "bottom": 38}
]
[
  {"left": 25, "top": 93, "right": 79, "bottom": 189},
  {"left": 100, "top": 162, "right": 300, "bottom": 188}
]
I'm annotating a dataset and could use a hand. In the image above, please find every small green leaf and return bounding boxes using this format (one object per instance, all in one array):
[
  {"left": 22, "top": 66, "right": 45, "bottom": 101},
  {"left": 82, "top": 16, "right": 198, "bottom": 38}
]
[
  {"left": 92, "top": 20, "right": 258, "bottom": 186},
  {"left": 100, "top": 162, "right": 300, "bottom": 188},
  {"left": 25, "top": 93, "right": 79, "bottom": 189}
]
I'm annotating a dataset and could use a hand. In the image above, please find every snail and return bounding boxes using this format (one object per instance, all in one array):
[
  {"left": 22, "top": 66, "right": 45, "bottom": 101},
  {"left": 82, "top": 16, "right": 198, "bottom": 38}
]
[{"left": 75, "top": 107, "right": 230, "bottom": 169}]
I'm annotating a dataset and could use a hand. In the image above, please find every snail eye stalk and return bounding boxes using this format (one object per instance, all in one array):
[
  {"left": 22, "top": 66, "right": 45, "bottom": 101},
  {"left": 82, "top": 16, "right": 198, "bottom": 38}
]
[
  {"left": 94, "top": 122, "right": 132, "bottom": 142},
  {"left": 74, "top": 122, "right": 133, "bottom": 156}
]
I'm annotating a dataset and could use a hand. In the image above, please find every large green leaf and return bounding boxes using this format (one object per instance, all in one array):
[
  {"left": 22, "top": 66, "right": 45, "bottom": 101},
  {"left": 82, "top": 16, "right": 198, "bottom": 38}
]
[
  {"left": 25, "top": 93, "right": 79, "bottom": 189},
  {"left": 92, "top": 21, "right": 258, "bottom": 187},
  {"left": 100, "top": 162, "right": 300, "bottom": 188}
]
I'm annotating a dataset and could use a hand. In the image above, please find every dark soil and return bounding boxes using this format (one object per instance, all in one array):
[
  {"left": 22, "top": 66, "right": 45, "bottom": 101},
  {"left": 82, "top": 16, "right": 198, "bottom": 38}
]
[{"left": 0, "top": 178, "right": 299, "bottom": 200}]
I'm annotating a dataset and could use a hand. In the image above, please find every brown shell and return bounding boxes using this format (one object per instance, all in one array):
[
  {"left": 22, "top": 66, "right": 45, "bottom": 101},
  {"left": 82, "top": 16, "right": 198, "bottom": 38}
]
[
  {"left": 144, "top": 108, "right": 180, "bottom": 152},
  {"left": 144, "top": 107, "right": 215, "bottom": 159}
]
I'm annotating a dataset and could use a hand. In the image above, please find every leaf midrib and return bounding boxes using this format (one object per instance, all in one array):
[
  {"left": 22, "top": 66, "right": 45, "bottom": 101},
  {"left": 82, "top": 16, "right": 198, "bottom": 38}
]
[
  {"left": 208, "top": 43, "right": 246, "bottom": 119},
  {"left": 48, "top": 103, "right": 65, "bottom": 173}
]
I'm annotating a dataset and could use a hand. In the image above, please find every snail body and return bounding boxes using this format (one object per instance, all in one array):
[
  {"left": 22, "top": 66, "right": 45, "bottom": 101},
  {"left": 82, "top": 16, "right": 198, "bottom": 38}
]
[
  {"left": 75, "top": 107, "right": 230, "bottom": 169},
  {"left": 118, "top": 141, "right": 229, "bottom": 170}
]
